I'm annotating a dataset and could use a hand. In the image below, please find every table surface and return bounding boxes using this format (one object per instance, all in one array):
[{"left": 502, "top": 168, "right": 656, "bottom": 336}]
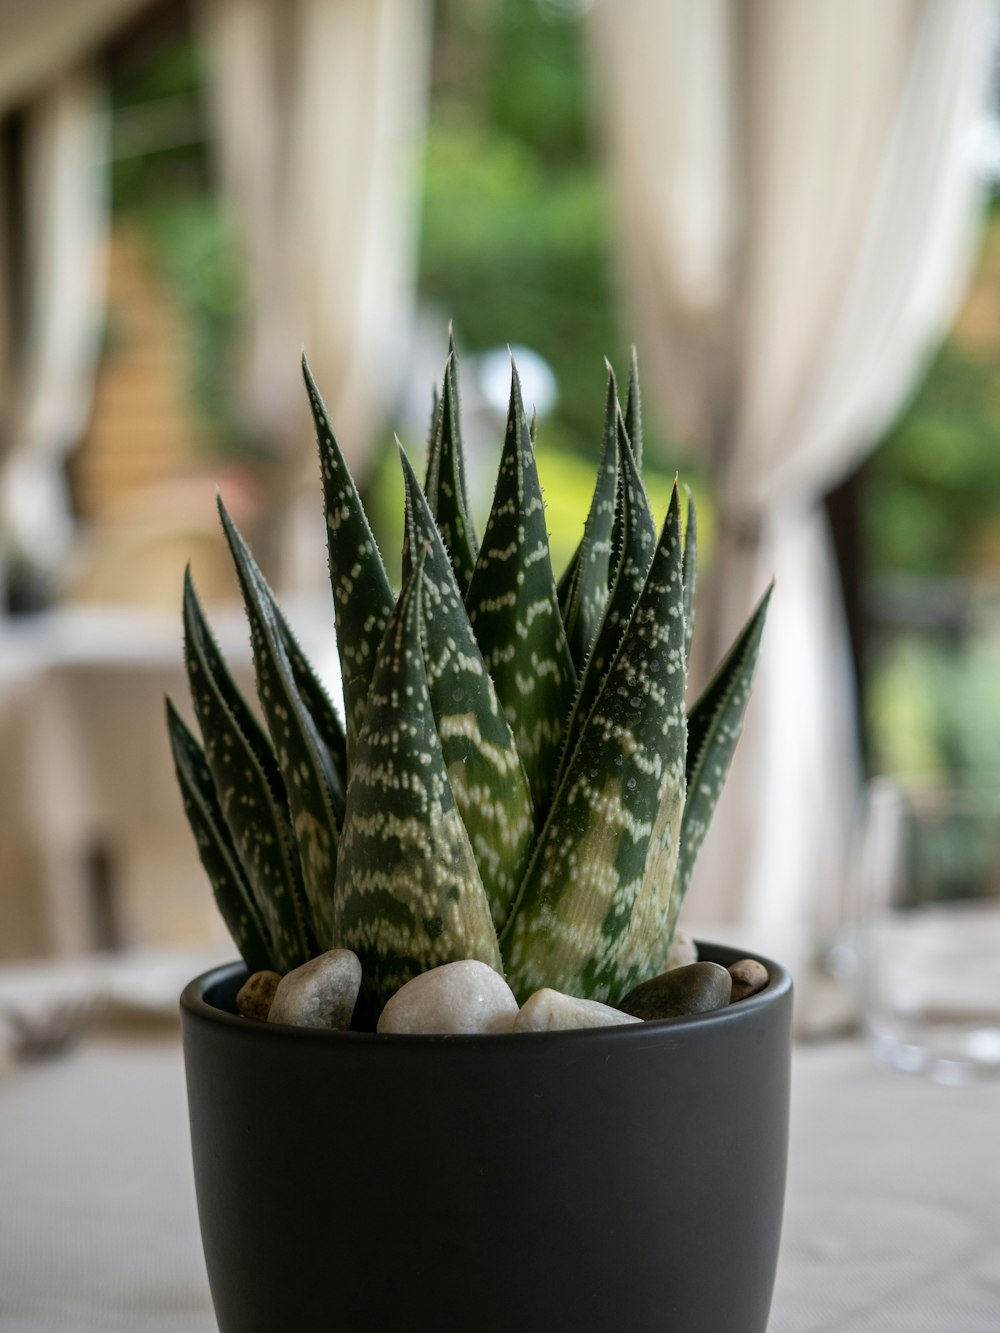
[{"left": 1, "top": 1025, "right": 998, "bottom": 1332}]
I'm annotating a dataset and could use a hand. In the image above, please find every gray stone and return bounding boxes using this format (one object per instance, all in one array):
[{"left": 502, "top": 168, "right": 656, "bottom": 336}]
[
  {"left": 236, "top": 970, "right": 282, "bottom": 1022},
  {"left": 728, "top": 958, "right": 769, "bottom": 1003},
  {"left": 665, "top": 930, "right": 698, "bottom": 970},
  {"left": 514, "top": 989, "right": 641, "bottom": 1033},
  {"left": 616, "top": 961, "right": 733, "bottom": 1021},
  {"left": 268, "top": 949, "right": 362, "bottom": 1031},
  {"left": 377, "top": 960, "right": 518, "bottom": 1035}
]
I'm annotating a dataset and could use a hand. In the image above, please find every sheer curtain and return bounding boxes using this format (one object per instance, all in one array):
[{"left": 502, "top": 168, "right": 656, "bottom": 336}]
[
  {"left": 590, "top": 0, "right": 997, "bottom": 976},
  {"left": 0, "top": 67, "right": 110, "bottom": 603},
  {"left": 198, "top": 0, "right": 432, "bottom": 586}
]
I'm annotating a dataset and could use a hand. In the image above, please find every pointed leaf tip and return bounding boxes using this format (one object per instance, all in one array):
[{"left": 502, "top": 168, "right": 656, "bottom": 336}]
[
  {"left": 304, "top": 359, "right": 395, "bottom": 766},
  {"left": 624, "top": 347, "right": 643, "bottom": 472},
  {"left": 560, "top": 364, "right": 621, "bottom": 671},
  {"left": 422, "top": 344, "right": 478, "bottom": 595},
  {"left": 465, "top": 362, "right": 575, "bottom": 813}
]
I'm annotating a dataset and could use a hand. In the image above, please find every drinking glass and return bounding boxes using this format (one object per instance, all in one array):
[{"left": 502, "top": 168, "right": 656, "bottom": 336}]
[{"left": 860, "top": 779, "right": 1000, "bottom": 1083}]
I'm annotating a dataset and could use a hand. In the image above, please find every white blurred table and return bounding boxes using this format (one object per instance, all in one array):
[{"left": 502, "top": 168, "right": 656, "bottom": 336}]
[{"left": 0, "top": 1022, "right": 997, "bottom": 1332}]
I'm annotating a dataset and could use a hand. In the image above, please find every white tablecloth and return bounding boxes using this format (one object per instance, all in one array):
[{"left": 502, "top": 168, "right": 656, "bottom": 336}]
[{"left": 1, "top": 1026, "right": 998, "bottom": 1331}]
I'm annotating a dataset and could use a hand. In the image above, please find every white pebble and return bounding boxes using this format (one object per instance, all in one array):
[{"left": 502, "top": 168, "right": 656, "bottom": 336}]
[
  {"left": 377, "top": 960, "right": 518, "bottom": 1035},
  {"left": 665, "top": 930, "right": 698, "bottom": 971},
  {"left": 514, "top": 989, "right": 641, "bottom": 1033},
  {"left": 268, "top": 949, "right": 362, "bottom": 1031}
]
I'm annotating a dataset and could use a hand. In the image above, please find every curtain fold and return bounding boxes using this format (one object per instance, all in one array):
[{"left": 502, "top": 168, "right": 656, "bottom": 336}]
[
  {"left": 590, "top": 0, "right": 997, "bottom": 975},
  {"left": 198, "top": 0, "right": 432, "bottom": 586},
  {"left": 0, "top": 67, "right": 110, "bottom": 601}
]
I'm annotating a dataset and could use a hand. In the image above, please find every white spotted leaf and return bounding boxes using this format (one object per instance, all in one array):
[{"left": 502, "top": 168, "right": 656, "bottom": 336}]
[
  {"left": 558, "top": 366, "right": 620, "bottom": 672},
  {"left": 399, "top": 448, "right": 535, "bottom": 931},
  {"left": 502, "top": 485, "right": 688, "bottom": 1004},
  {"left": 423, "top": 336, "right": 478, "bottom": 595},
  {"left": 556, "top": 414, "right": 656, "bottom": 785},
  {"left": 464, "top": 361, "right": 575, "bottom": 813},
  {"left": 303, "top": 356, "right": 395, "bottom": 768},
  {"left": 334, "top": 553, "right": 502, "bottom": 1016},
  {"left": 182, "top": 573, "right": 313, "bottom": 971},
  {"left": 166, "top": 699, "right": 273, "bottom": 972},
  {"left": 218, "top": 499, "right": 344, "bottom": 950}
]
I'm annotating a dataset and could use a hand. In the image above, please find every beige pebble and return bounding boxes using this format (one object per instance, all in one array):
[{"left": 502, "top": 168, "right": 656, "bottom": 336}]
[
  {"left": 377, "top": 960, "right": 518, "bottom": 1035},
  {"left": 268, "top": 950, "right": 362, "bottom": 1030},
  {"left": 237, "top": 971, "right": 282, "bottom": 1022},
  {"left": 665, "top": 930, "right": 698, "bottom": 970},
  {"left": 514, "top": 989, "right": 641, "bottom": 1033},
  {"left": 728, "top": 958, "right": 769, "bottom": 1003}
]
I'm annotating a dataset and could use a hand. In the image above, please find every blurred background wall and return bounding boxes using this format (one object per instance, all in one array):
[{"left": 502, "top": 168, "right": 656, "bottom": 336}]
[{"left": 2, "top": 0, "right": 1000, "bottom": 1019}]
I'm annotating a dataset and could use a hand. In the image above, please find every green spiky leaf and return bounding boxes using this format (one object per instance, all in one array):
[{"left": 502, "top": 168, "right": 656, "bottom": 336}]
[
  {"left": 502, "top": 485, "right": 688, "bottom": 1004},
  {"left": 464, "top": 362, "right": 575, "bottom": 813},
  {"left": 183, "top": 566, "right": 275, "bottom": 778},
  {"left": 427, "top": 382, "right": 439, "bottom": 451},
  {"left": 270, "top": 606, "right": 348, "bottom": 807},
  {"left": 335, "top": 552, "right": 502, "bottom": 1014},
  {"left": 610, "top": 348, "right": 644, "bottom": 581},
  {"left": 670, "top": 584, "right": 773, "bottom": 932},
  {"left": 183, "top": 572, "right": 313, "bottom": 971},
  {"left": 304, "top": 356, "right": 395, "bottom": 768},
  {"left": 242, "top": 552, "right": 348, "bottom": 821},
  {"left": 424, "top": 341, "right": 478, "bottom": 596},
  {"left": 174, "top": 338, "right": 771, "bottom": 1025},
  {"left": 399, "top": 447, "right": 534, "bottom": 931},
  {"left": 624, "top": 346, "right": 643, "bottom": 473},
  {"left": 682, "top": 489, "right": 697, "bottom": 668},
  {"left": 558, "top": 367, "right": 620, "bottom": 671},
  {"left": 218, "top": 499, "right": 344, "bottom": 950},
  {"left": 556, "top": 417, "right": 656, "bottom": 783},
  {"left": 555, "top": 536, "right": 581, "bottom": 614},
  {"left": 166, "top": 699, "right": 273, "bottom": 972}
]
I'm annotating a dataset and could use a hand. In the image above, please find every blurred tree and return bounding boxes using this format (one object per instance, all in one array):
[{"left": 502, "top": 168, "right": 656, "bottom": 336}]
[
  {"left": 419, "top": 0, "right": 645, "bottom": 460},
  {"left": 867, "top": 206, "right": 1000, "bottom": 580}
]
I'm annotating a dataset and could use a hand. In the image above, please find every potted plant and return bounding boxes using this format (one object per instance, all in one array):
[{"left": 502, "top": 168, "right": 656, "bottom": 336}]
[{"left": 173, "top": 339, "right": 791, "bottom": 1333}]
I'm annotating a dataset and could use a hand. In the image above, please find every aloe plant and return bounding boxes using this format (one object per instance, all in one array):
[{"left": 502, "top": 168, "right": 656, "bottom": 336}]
[{"left": 167, "top": 341, "right": 770, "bottom": 1018}]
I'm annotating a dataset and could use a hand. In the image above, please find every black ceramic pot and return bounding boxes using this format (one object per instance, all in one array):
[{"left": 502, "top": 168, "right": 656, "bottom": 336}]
[{"left": 181, "top": 944, "right": 792, "bottom": 1333}]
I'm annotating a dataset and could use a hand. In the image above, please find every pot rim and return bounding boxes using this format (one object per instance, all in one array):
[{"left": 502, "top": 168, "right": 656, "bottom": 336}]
[{"left": 180, "top": 941, "right": 792, "bottom": 1047}]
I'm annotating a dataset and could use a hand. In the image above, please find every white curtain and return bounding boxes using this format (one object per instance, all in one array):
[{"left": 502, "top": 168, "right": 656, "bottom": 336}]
[
  {"left": 0, "top": 68, "right": 110, "bottom": 602},
  {"left": 590, "top": 0, "right": 997, "bottom": 976},
  {"left": 198, "top": 0, "right": 432, "bottom": 585}
]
